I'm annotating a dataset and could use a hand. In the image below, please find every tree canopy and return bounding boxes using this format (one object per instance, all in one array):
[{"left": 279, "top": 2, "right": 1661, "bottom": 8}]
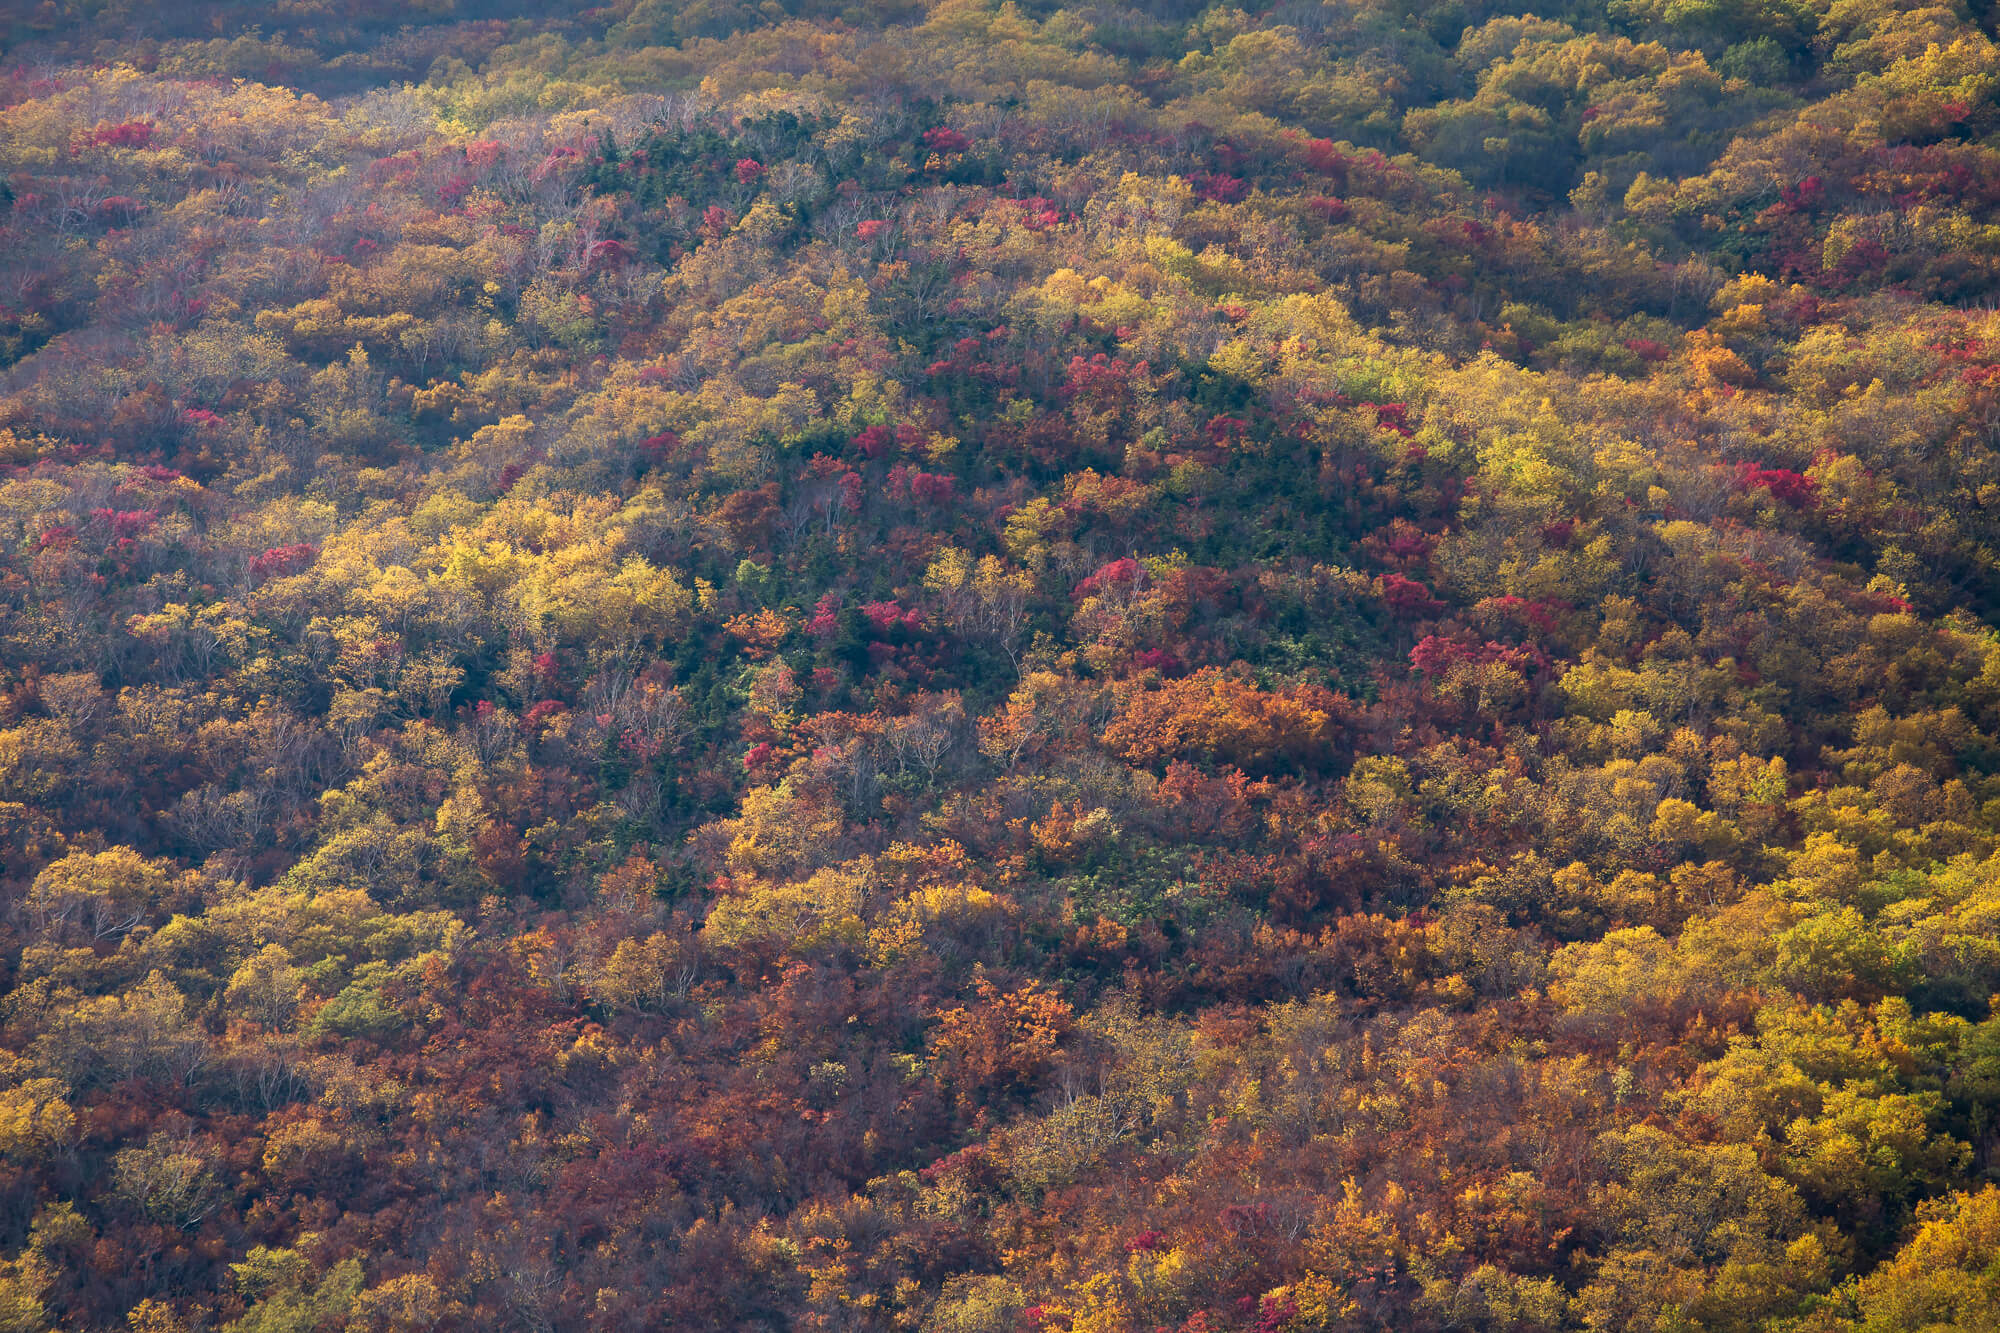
[{"left": 0, "top": 0, "right": 1997, "bottom": 1328}]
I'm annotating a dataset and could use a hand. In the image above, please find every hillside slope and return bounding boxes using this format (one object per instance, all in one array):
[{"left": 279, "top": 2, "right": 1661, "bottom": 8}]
[{"left": 1, "top": 1, "right": 1999, "bottom": 1329}]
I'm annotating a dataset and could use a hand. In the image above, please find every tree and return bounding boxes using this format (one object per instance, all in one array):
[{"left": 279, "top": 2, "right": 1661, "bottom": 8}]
[
  {"left": 24, "top": 848, "right": 170, "bottom": 942},
  {"left": 1846, "top": 1185, "right": 2000, "bottom": 1332}
]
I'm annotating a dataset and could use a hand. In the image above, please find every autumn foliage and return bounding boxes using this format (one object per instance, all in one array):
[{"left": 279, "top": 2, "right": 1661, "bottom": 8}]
[{"left": 0, "top": 0, "right": 1996, "bottom": 1330}]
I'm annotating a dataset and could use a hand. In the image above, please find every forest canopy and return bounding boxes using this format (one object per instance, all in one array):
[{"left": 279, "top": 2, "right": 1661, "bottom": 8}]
[{"left": 1, "top": 0, "right": 1999, "bottom": 1328}]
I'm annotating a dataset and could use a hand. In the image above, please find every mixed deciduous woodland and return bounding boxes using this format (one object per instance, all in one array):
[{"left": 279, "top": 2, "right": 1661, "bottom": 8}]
[{"left": 1, "top": 0, "right": 1999, "bottom": 1328}]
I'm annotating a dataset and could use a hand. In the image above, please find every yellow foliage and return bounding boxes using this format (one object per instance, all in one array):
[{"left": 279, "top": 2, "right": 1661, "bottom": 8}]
[
  {"left": 704, "top": 863, "right": 870, "bottom": 956},
  {"left": 0, "top": 1081, "right": 73, "bottom": 1162}
]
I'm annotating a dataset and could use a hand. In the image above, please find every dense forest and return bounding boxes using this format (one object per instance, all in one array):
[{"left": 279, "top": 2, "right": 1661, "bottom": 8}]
[{"left": 0, "top": 0, "right": 1998, "bottom": 1327}]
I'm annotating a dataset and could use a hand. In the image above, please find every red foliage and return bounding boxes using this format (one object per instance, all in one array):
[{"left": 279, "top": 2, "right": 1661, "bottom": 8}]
[
  {"left": 93, "top": 196, "right": 144, "bottom": 225},
  {"left": 1371, "top": 402, "right": 1413, "bottom": 436},
  {"left": 1190, "top": 171, "right": 1249, "bottom": 203},
  {"left": 1302, "top": 137, "right": 1348, "bottom": 176},
  {"left": 861, "top": 600, "right": 923, "bottom": 633},
  {"left": 1075, "top": 557, "right": 1143, "bottom": 599},
  {"left": 92, "top": 508, "right": 154, "bottom": 539},
  {"left": 249, "top": 542, "right": 317, "bottom": 581},
  {"left": 1473, "top": 594, "right": 1562, "bottom": 635},
  {"left": 1408, "top": 634, "right": 1533, "bottom": 676},
  {"left": 522, "top": 699, "right": 567, "bottom": 730},
  {"left": 1062, "top": 353, "right": 1146, "bottom": 409},
  {"left": 88, "top": 120, "right": 152, "bottom": 149},
  {"left": 588, "top": 238, "right": 634, "bottom": 266},
  {"left": 1380, "top": 573, "right": 1444, "bottom": 617},
  {"left": 1779, "top": 175, "right": 1825, "bottom": 213},
  {"left": 1737, "top": 463, "right": 1817, "bottom": 507},
  {"left": 1017, "top": 197, "right": 1060, "bottom": 229},
  {"left": 806, "top": 593, "right": 842, "bottom": 639},
  {"left": 885, "top": 463, "right": 956, "bottom": 505},
  {"left": 1361, "top": 518, "right": 1436, "bottom": 572}
]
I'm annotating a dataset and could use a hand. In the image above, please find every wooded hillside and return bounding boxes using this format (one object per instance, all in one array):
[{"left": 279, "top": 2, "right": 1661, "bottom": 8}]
[{"left": 1, "top": 0, "right": 1999, "bottom": 1328}]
